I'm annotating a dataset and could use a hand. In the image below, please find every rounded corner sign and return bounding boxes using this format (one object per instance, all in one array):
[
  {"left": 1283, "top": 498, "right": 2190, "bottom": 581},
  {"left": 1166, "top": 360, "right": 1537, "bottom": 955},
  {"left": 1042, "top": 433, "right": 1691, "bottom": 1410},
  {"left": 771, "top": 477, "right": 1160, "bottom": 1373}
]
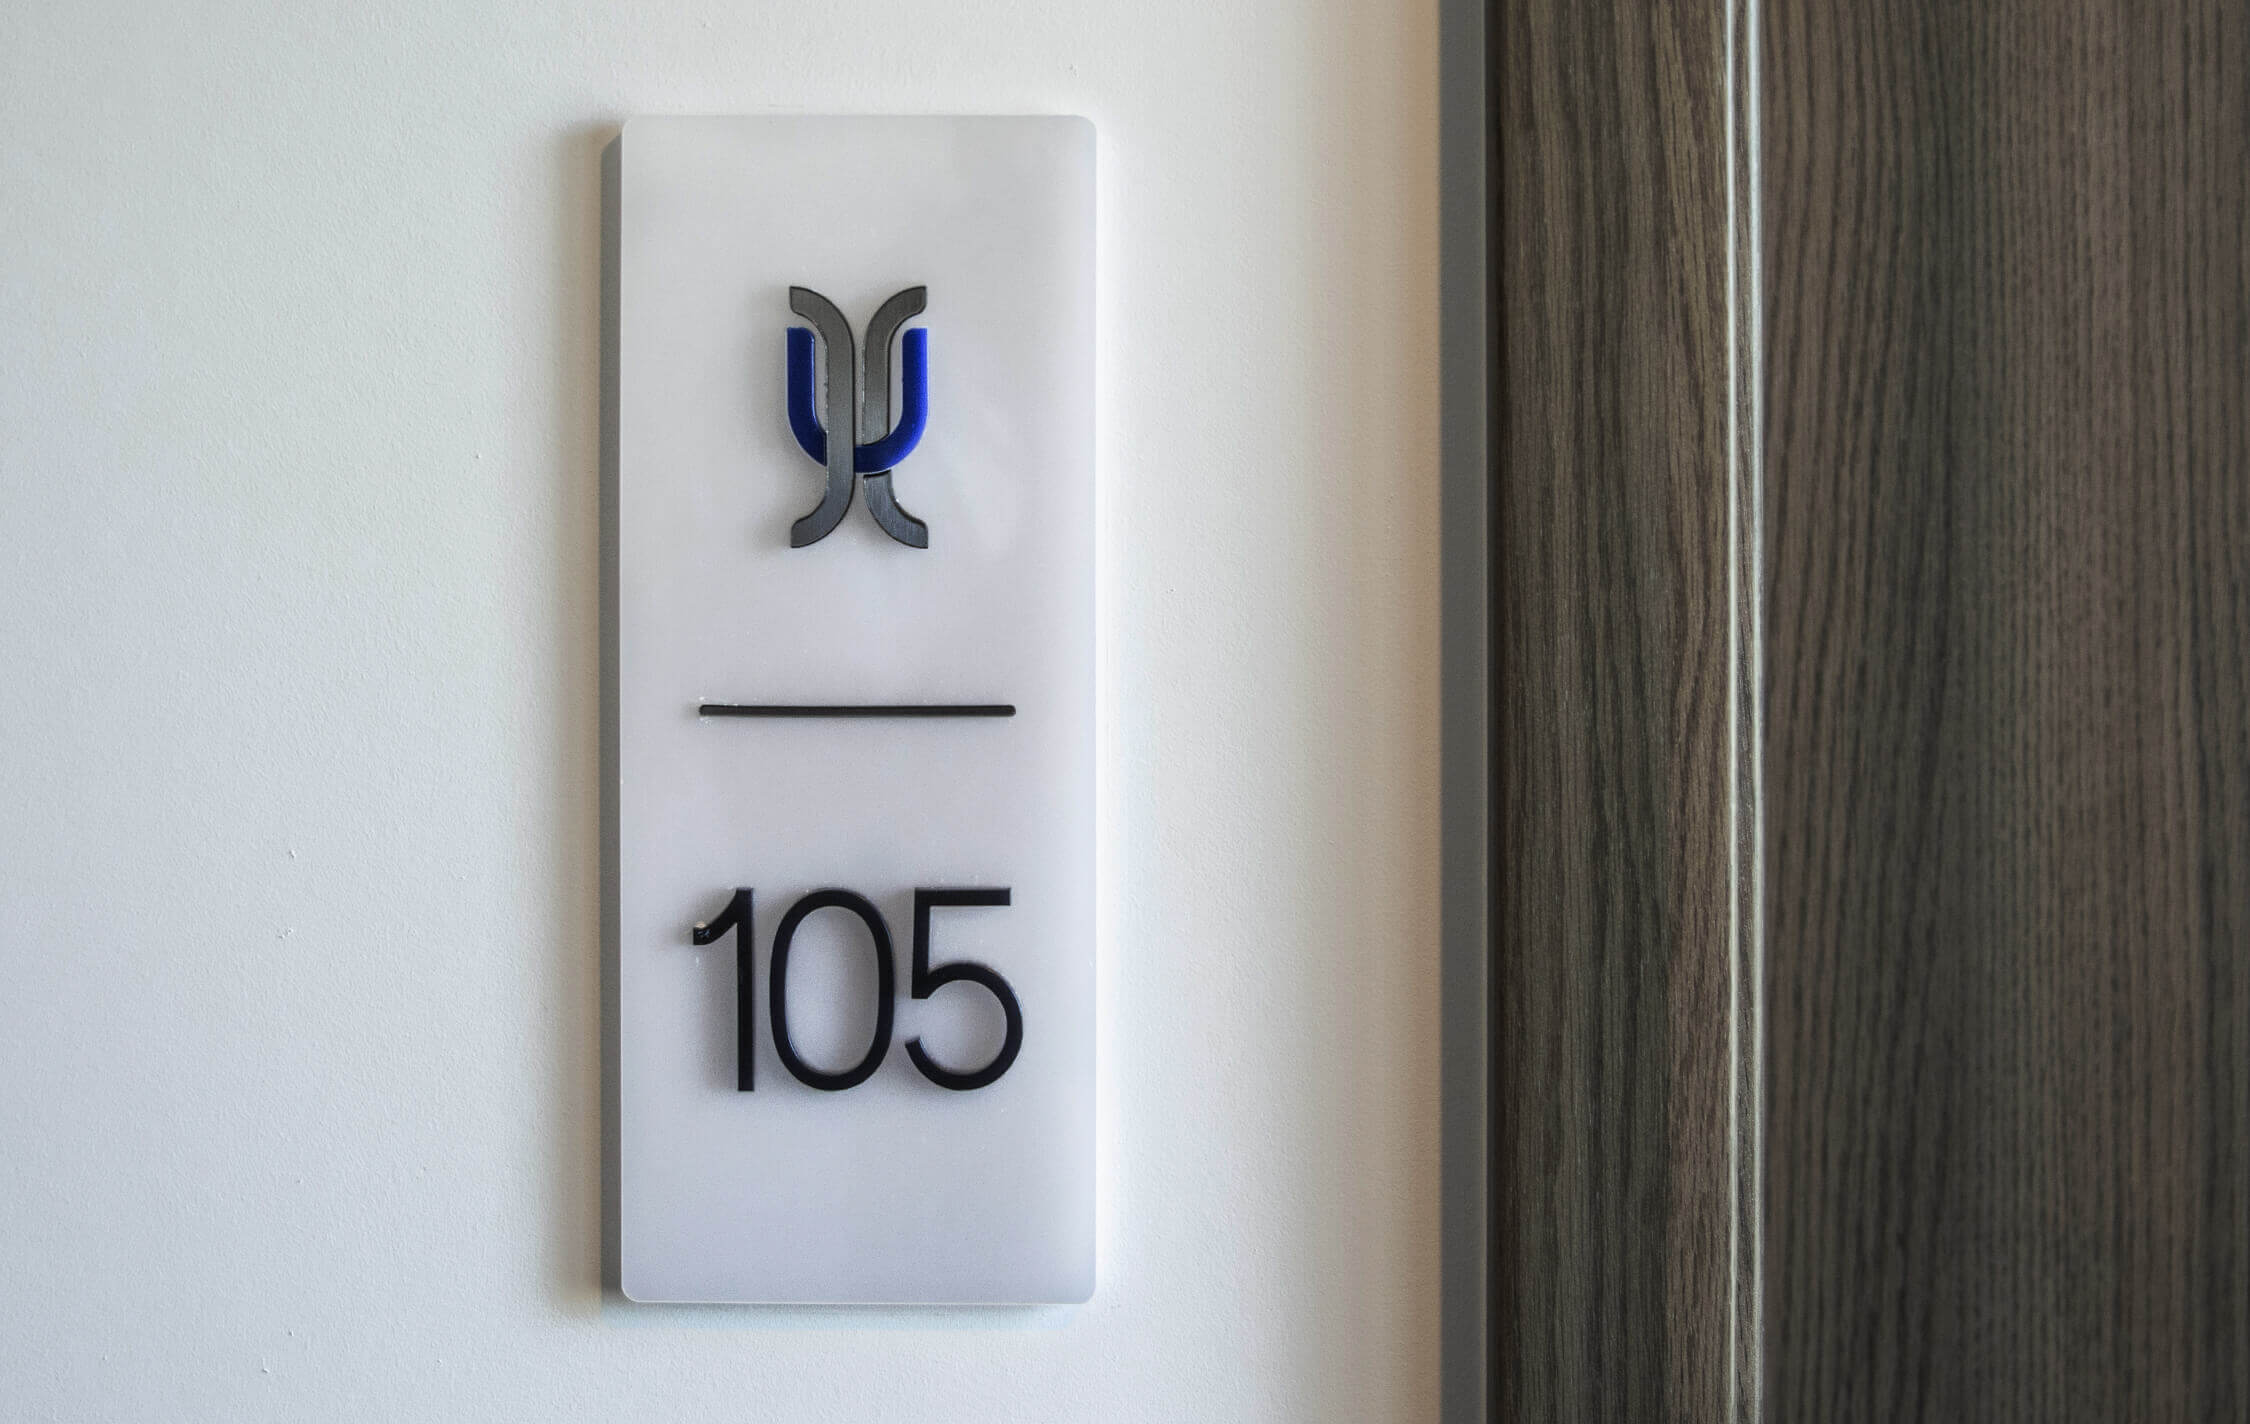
[{"left": 615, "top": 116, "right": 1095, "bottom": 1306}]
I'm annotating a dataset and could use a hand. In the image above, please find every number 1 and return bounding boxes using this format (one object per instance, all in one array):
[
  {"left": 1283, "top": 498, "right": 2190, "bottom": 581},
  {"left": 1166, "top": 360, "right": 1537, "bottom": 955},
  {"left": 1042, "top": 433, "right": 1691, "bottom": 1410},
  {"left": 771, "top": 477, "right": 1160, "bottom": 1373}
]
[{"left": 691, "top": 888, "right": 755, "bottom": 1091}]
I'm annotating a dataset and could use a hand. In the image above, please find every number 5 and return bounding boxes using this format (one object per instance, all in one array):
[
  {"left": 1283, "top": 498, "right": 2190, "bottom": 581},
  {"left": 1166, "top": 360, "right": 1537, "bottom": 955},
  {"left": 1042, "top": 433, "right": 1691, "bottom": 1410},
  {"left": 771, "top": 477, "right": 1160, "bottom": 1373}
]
[{"left": 908, "top": 889, "right": 1023, "bottom": 1090}]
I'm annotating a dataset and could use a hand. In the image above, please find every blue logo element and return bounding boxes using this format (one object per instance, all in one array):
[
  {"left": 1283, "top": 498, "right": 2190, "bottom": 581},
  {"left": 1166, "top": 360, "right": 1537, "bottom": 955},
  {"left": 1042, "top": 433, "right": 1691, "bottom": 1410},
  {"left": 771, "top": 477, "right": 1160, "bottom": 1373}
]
[{"left": 784, "top": 285, "right": 930, "bottom": 548}]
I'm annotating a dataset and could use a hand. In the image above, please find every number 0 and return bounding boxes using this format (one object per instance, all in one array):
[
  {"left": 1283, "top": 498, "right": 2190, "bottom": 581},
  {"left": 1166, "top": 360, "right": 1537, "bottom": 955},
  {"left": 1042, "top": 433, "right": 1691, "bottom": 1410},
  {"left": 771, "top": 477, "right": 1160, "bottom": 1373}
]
[{"left": 768, "top": 889, "right": 896, "bottom": 1091}]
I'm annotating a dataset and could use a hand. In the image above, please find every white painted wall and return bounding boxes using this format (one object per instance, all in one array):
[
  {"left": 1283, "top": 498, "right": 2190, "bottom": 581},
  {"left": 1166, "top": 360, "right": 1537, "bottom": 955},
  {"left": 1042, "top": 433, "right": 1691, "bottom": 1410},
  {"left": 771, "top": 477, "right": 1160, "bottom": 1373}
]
[{"left": 0, "top": 0, "right": 1440, "bottom": 1417}]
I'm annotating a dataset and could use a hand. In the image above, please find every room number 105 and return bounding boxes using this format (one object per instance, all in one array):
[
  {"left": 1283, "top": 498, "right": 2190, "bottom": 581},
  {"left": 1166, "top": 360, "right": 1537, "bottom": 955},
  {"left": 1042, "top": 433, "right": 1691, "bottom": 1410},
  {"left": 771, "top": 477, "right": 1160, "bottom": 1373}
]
[{"left": 691, "top": 887, "right": 1022, "bottom": 1092}]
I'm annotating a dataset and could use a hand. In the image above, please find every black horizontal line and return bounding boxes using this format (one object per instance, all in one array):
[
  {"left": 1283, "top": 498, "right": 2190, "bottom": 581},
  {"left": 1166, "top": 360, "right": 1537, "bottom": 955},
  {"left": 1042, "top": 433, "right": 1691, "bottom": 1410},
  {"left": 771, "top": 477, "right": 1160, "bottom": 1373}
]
[{"left": 698, "top": 703, "right": 1016, "bottom": 719}]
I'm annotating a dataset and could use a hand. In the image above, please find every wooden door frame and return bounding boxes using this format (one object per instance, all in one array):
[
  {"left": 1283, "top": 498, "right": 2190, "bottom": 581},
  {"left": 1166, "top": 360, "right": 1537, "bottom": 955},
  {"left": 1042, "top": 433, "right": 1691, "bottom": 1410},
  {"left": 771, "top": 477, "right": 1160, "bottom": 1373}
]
[{"left": 1452, "top": 0, "right": 1764, "bottom": 1417}]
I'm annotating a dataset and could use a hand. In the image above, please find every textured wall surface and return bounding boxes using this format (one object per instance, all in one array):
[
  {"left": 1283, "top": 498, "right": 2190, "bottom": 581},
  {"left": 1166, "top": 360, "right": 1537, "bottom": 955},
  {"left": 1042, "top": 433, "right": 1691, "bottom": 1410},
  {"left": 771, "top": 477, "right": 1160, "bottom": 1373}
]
[{"left": 0, "top": 1, "right": 1441, "bottom": 1417}]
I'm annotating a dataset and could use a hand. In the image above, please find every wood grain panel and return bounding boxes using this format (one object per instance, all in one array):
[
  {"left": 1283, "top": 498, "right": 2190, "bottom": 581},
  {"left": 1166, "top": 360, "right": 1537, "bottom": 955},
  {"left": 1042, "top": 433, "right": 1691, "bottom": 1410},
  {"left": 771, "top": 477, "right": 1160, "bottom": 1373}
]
[
  {"left": 1489, "top": 0, "right": 1748, "bottom": 1415},
  {"left": 1762, "top": 1, "right": 2250, "bottom": 1417}
]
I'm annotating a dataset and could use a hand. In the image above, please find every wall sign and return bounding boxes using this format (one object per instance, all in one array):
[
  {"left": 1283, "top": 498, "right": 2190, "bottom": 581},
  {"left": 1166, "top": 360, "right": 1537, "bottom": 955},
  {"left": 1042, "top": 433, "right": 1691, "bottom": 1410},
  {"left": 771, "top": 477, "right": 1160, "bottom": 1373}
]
[{"left": 617, "top": 116, "right": 1095, "bottom": 1304}]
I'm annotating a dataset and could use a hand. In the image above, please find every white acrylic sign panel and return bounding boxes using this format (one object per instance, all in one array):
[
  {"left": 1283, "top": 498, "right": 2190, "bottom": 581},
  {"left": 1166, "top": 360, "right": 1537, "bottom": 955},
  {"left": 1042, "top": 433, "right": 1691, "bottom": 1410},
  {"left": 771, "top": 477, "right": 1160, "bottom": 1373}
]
[{"left": 616, "top": 116, "right": 1095, "bottom": 1304}]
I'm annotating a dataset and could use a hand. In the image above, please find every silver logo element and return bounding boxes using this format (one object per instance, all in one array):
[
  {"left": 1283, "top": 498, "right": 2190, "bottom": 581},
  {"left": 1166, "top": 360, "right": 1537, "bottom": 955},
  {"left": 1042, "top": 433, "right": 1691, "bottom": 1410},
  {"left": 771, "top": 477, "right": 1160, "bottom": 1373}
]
[{"left": 788, "top": 286, "right": 929, "bottom": 548}]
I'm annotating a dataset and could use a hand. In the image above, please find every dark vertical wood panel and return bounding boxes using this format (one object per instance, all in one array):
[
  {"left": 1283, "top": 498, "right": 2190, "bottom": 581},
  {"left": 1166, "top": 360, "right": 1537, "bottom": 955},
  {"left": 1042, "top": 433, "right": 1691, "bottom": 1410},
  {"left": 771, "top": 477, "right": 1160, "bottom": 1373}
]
[
  {"left": 1490, "top": 0, "right": 1743, "bottom": 1415},
  {"left": 1763, "top": 0, "right": 2250, "bottom": 1417}
]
